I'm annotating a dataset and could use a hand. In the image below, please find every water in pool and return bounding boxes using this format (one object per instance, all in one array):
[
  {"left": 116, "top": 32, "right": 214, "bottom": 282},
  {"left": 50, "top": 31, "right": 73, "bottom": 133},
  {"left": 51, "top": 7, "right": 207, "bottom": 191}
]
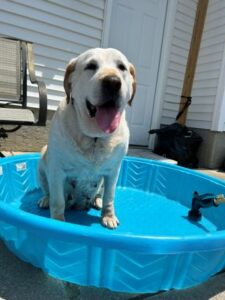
[{"left": 17, "top": 186, "right": 218, "bottom": 237}]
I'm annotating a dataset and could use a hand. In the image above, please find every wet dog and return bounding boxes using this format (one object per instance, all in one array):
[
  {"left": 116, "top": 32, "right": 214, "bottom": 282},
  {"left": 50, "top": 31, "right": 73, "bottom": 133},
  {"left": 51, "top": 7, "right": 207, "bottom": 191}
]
[{"left": 38, "top": 48, "right": 136, "bottom": 229}]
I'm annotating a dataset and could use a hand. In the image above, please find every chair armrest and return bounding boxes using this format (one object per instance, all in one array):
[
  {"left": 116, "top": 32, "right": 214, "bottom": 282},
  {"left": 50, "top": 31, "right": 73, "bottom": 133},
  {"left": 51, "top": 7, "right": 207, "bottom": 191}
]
[{"left": 27, "top": 43, "right": 47, "bottom": 126}]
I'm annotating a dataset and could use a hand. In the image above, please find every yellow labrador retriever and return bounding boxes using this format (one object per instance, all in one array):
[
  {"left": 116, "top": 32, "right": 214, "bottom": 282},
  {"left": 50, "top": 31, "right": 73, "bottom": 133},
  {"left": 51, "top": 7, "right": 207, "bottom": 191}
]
[{"left": 38, "top": 48, "right": 136, "bottom": 229}]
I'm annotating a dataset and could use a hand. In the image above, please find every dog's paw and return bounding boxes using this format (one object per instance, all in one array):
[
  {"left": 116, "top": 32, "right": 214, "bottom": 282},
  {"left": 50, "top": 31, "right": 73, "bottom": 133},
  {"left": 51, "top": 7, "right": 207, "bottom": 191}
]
[
  {"left": 91, "top": 195, "right": 102, "bottom": 210},
  {"left": 38, "top": 196, "right": 49, "bottom": 208},
  {"left": 53, "top": 214, "right": 65, "bottom": 222},
  {"left": 101, "top": 215, "right": 119, "bottom": 229}
]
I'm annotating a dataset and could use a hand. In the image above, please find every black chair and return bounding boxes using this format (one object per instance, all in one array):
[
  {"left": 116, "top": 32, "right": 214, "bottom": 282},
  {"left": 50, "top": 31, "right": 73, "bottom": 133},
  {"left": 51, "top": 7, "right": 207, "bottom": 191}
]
[{"left": 0, "top": 36, "right": 47, "bottom": 139}]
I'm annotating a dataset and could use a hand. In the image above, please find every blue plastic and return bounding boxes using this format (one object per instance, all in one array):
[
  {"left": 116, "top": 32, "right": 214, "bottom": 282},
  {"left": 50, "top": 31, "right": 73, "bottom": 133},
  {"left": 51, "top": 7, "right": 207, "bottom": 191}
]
[{"left": 1, "top": 153, "right": 225, "bottom": 293}]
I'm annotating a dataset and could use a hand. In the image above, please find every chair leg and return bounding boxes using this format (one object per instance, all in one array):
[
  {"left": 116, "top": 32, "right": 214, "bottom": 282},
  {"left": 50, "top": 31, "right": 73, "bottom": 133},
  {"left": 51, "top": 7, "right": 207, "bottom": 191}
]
[
  {"left": 0, "top": 128, "right": 8, "bottom": 139},
  {"left": 0, "top": 152, "right": 5, "bottom": 157}
]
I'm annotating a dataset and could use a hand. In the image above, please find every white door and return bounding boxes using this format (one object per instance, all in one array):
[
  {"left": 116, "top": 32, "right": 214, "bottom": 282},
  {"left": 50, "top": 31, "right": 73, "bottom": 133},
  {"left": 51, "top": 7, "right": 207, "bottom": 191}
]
[{"left": 107, "top": 0, "right": 167, "bottom": 145}]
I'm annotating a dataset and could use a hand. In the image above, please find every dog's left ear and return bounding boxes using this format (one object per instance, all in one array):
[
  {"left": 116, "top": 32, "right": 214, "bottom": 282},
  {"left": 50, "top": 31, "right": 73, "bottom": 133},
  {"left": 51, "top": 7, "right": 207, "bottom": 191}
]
[
  {"left": 64, "top": 58, "right": 77, "bottom": 103},
  {"left": 128, "top": 64, "right": 136, "bottom": 106}
]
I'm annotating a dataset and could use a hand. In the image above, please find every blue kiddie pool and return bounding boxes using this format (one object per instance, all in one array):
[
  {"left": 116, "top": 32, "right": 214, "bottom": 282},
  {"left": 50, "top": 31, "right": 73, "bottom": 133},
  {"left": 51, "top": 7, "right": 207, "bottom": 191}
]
[{"left": 1, "top": 153, "right": 225, "bottom": 294}]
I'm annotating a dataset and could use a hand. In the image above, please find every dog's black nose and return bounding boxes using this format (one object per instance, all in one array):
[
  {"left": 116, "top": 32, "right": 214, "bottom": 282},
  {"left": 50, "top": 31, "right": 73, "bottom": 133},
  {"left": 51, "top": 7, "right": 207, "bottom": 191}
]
[{"left": 102, "top": 76, "right": 121, "bottom": 94}]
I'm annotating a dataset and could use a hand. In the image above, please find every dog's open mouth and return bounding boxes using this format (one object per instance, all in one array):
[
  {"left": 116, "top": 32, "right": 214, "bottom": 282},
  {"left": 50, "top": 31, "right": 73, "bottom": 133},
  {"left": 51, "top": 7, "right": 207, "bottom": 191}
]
[
  {"left": 86, "top": 99, "right": 97, "bottom": 118},
  {"left": 86, "top": 99, "right": 122, "bottom": 134}
]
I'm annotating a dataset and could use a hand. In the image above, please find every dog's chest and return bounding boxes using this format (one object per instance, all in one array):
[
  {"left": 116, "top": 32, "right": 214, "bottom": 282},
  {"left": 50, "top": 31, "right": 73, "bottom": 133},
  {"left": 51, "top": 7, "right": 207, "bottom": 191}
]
[
  {"left": 65, "top": 139, "right": 112, "bottom": 193},
  {"left": 75, "top": 136, "right": 117, "bottom": 164}
]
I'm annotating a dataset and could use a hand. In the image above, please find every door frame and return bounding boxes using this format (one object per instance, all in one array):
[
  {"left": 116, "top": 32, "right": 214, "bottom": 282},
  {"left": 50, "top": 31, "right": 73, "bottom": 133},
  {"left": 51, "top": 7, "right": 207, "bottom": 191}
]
[{"left": 102, "top": 0, "right": 178, "bottom": 148}]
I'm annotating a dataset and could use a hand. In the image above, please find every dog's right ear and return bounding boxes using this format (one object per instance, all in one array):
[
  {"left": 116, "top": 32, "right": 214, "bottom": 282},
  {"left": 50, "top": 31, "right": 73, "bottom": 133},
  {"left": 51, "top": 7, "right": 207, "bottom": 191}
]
[
  {"left": 128, "top": 63, "right": 136, "bottom": 106},
  {"left": 64, "top": 58, "right": 77, "bottom": 103}
]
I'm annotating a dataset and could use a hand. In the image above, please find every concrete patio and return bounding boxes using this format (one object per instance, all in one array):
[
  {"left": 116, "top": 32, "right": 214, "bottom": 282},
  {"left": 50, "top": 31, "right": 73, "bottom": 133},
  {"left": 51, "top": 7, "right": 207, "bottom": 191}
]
[{"left": 0, "top": 148, "right": 225, "bottom": 300}]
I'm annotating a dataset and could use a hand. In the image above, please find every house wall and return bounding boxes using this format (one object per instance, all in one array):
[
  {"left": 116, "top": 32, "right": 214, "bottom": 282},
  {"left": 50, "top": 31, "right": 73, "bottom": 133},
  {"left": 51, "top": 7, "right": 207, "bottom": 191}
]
[
  {"left": 161, "top": 0, "right": 225, "bottom": 131},
  {"left": 0, "top": 0, "right": 106, "bottom": 110},
  {"left": 161, "top": 0, "right": 198, "bottom": 126},
  {"left": 160, "top": 0, "right": 225, "bottom": 168},
  {"left": 0, "top": 0, "right": 106, "bottom": 151},
  {"left": 190, "top": 0, "right": 225, "bottom": 130}
]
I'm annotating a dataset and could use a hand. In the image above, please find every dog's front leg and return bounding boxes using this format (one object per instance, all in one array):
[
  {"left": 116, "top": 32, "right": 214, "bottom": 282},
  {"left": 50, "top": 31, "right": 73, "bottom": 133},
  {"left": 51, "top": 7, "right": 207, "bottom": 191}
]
[
  {"left": 101, "top": 174, "right": 119, "bottom": 229},
  {"left": 48, "top": 172, "right": 66, "bottom": 221}
]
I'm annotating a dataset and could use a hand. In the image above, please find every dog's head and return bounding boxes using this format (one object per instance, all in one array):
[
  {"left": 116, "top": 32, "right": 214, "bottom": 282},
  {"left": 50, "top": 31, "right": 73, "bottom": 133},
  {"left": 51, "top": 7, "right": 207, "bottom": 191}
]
[{"left": 64, "top": 48, "right": 136, "bottom": 137}]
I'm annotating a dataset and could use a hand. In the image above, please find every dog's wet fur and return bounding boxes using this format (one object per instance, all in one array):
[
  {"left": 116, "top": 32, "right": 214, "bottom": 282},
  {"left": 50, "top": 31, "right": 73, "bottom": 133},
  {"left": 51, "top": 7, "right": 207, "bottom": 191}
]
[{"left": 38, "top": 48, "right": 136, "bottom": 229}]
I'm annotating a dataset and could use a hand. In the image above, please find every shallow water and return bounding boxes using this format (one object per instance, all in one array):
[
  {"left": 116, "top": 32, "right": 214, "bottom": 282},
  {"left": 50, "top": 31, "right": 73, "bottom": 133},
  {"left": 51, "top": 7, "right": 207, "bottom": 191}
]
[{"left": 17, "top": 186, "right": 218, "bottom": 237}]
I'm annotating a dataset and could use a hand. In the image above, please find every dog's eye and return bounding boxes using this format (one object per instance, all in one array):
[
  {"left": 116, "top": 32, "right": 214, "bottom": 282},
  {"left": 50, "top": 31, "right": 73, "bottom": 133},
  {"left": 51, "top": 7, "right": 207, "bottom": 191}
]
[
  {"left": 85, "top": 62, "right": 98, "bottom": 71},
  {"left": 117, "top": 63, "right": 127, "bottom": 72}
]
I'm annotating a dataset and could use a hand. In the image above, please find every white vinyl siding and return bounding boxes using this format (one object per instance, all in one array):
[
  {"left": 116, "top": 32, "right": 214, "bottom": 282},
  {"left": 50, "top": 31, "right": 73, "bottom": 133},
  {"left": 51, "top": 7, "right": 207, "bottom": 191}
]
[
  {"left": 161, "top": 0, "right": 198, "bottom": 126},
  {"left": 0, "top": 0, "right": 106, "bottom": 110},
  {"left": 190, "top": 0, "right": 225, "bottom": 130},
  {"left": 161, "top": 0, "right": 225, "bottom": 131}
]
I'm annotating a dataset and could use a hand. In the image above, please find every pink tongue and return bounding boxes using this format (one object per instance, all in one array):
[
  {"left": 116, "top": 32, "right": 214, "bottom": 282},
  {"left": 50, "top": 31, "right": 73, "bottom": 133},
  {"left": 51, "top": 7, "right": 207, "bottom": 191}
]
[{"left": 96, "top": 107, "right": 121, "bottom": 133}]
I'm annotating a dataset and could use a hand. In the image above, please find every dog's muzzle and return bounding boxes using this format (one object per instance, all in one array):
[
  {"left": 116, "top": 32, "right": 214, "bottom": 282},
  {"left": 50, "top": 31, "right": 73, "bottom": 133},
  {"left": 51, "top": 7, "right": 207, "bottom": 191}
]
[
  {"left": 101, "top": 75, "right": 121, "bottom": 104},
  {"left": 85, "top": 75, "right": 123, "bottom": 134},
  {"left": 101, "top": 75, "right": 122, "bottom": 108}
]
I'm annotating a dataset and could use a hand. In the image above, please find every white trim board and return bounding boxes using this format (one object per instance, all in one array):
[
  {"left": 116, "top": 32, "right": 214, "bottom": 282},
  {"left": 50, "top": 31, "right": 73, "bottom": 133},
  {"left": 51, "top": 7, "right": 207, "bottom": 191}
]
[
  {"left": 211, "top": 41, "right": 225, "bottom": 132},
  {"left": 101, "top": 0, "right": 113, "bottom": 48}
]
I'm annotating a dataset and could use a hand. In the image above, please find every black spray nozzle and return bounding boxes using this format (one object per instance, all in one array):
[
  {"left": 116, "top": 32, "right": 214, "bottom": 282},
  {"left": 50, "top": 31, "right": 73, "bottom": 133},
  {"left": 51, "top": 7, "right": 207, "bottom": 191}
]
[{"left": 188, "top": 192, "right": 225, "bottom": 221}]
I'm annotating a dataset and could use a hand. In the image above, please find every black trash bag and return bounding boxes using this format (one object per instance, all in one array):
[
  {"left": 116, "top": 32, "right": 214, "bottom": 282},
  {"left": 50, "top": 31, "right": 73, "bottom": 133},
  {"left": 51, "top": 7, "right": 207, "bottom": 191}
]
[
  {"left": 219, "top": 158, "right": 225, "bottom": 172},
  {"left": 149, "top": 123, "right": 203, "bottom": 168}
]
